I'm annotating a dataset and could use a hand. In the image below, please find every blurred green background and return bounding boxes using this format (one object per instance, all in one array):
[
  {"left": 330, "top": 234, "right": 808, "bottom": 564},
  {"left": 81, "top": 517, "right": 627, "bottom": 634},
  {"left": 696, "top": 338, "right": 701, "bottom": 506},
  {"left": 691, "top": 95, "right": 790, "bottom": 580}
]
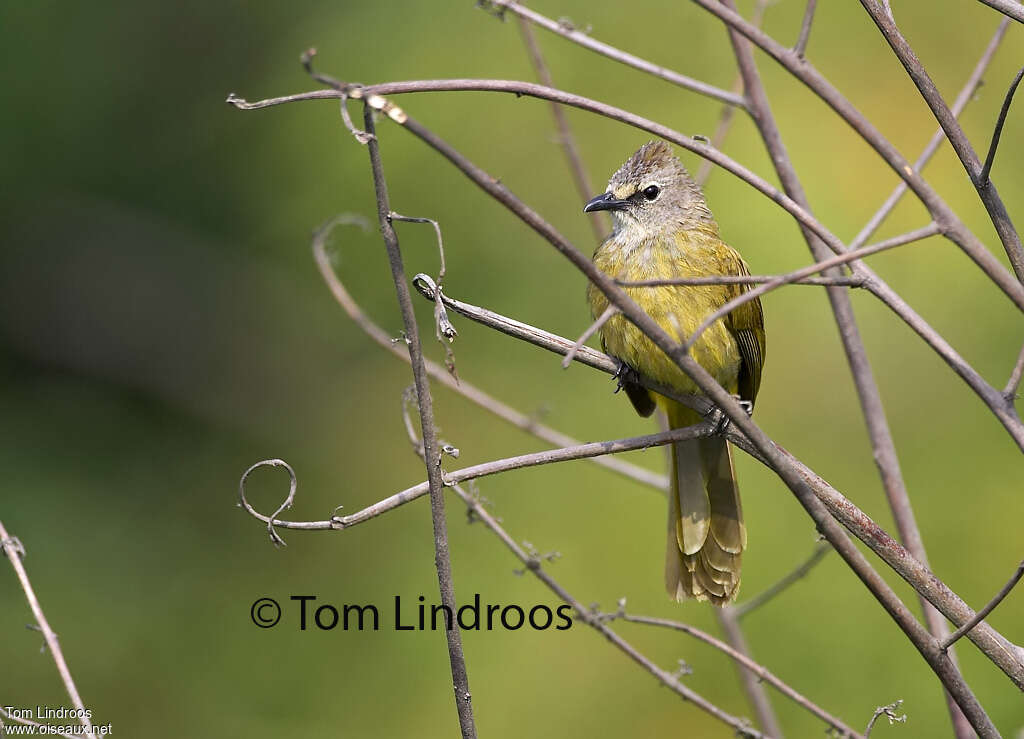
[{"left": 1, "top": 0, "right": 1022, "bottom": 736}]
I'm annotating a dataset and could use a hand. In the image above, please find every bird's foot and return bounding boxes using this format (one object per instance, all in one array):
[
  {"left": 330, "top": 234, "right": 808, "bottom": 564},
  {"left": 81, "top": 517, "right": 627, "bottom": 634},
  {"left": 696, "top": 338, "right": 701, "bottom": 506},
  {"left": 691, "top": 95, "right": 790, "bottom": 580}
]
[
  {"left": 611, "top": 358, "right": 641, "bottom": 394},
  {"left": 705, "top": 396, "right": 753, "bottom": 434},
  {"left": 704, "top": 406, "right": 729, "bottom": 434}
]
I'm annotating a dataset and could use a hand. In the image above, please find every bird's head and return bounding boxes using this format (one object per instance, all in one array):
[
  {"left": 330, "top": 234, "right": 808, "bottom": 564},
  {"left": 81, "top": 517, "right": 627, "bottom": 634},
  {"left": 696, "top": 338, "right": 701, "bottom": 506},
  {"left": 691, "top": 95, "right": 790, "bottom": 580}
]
[{"left": 584, "top": 140, "right": 715, "bottom": 239}]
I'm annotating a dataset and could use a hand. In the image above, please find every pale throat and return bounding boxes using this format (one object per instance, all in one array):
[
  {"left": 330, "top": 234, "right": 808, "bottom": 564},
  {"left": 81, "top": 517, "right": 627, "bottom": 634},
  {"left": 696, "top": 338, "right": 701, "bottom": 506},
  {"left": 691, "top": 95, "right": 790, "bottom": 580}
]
[{"left": 607, "top": 212, "right": 686, "bottom": 269}]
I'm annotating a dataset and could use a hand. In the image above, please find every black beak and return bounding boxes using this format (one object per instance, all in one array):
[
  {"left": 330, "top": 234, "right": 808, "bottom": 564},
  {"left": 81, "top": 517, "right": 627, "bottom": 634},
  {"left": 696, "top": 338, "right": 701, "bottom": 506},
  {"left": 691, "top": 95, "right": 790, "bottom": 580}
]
[{"left": 583, "top": 192, "right": 628, "bottom": 213}]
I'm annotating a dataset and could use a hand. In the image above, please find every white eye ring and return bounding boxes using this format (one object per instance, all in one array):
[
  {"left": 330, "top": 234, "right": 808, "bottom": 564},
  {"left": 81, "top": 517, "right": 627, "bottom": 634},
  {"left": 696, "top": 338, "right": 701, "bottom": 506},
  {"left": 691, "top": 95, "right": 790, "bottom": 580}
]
[{"left": 641, "top": 184, "right": 661, "bottom": 201}]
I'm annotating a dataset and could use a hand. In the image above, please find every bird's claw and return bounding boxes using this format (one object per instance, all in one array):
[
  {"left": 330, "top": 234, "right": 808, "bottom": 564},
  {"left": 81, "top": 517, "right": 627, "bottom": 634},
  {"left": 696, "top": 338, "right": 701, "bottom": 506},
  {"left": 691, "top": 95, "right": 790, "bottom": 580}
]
[
  {"left": 705, "top": 396, "right": 753, "bottom": 434},
  {"left": 704, "top": 406, "right": 730, "bottom": 434},
  {"left": 611, "top": 358, "right": 641, "bottom": 394}
]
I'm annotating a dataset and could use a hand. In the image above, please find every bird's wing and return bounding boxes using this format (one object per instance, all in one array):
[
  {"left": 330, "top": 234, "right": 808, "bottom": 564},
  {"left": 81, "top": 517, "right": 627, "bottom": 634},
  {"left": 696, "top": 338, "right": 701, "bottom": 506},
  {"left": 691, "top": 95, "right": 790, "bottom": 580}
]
[{"left": 724, "top": 251, "right": 766, "bottom": 405}]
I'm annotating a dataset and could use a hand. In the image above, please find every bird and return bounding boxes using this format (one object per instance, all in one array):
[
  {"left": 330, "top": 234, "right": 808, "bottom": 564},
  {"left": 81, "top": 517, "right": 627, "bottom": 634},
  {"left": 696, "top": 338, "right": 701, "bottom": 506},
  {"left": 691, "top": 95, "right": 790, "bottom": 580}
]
[{"left": 584, "top": 140, "right": 765, "bottom": 605}]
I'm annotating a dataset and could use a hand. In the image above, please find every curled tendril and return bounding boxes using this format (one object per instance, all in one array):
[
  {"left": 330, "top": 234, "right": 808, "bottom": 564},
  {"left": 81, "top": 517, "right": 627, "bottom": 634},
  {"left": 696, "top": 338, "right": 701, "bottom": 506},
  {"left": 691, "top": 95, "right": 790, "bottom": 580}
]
[
  {"left": 238, "top": 459, "right": 298, "bottom": 547},
  {"left": 411, "top": 272, "right": 457, "bottom": 340},
  {"left": 412, "top": 273, "right": 438, "bottom": 300}
]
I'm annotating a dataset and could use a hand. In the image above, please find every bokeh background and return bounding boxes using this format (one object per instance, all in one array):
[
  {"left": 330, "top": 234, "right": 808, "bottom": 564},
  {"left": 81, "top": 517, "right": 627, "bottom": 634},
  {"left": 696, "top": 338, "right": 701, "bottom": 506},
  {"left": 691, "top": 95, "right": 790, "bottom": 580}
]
[{"left": 1, "top": 0, "right": 1022, "bottom": 736}]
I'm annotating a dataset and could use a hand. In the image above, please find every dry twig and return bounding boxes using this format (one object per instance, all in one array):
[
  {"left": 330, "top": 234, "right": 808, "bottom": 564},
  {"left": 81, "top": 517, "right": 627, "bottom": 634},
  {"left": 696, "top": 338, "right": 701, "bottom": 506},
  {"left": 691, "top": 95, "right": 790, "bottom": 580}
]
[{"left": 0, "top": 521, "right": 92, "bottom": 736}]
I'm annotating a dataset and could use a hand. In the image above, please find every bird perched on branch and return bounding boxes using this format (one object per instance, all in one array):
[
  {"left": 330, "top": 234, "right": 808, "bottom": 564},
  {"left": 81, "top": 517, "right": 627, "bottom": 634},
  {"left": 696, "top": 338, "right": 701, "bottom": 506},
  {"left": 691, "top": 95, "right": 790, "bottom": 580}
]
[{"left": 584, "top": 141, "right": 766, "bottom": 605}]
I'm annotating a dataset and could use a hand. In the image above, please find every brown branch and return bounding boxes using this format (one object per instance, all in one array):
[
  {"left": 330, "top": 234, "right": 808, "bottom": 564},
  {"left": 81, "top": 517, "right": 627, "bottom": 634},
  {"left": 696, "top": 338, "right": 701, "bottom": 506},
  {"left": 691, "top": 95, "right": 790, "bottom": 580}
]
[
  {"left": 1005, "top": 340, "right": 1024, "bottom": 401},
  {"left": 979, "top": 65, "right": 1024, "bottom": 186},
  {"left": 362, "top": 106, "right": 476, "bottom": 738},
  {"left": 689, "top": 0, "right": 1024, "bottom": 310},
  {"left": 516, "top": 17, "right": 607, "bottom": 244},
  {"left": 0, "top": 521, "right": 92, "bottom": 735},
  {"left": 976, "top": 0, "right": 1024, "bottom": 24},
  {"left": 732, "top": 541, "right": 831, "bottom": 619},
  {"left": 618, "top": 274, "right": 865, "bottom": 287},
  {"left": 238, "top": 424, "right": 717, "bottom": 535},
  {"left": 622, "top": 613, "right": 862, "bottom": 737},
  {"left": 711, "top": 608, "right": 786, "bottom": 738},
  {"left": 860, "top": 1, "right": 1024, "bottom": 283},
  {"left": 850, "top": 18, "right": 1010, "bottom": 250},
  {"left": 696, "top": 0, "right": 772, "bottom": 187},
  {"left": 942, "top": 559, "right": 1024, "bottom": 650},
  {"left": 793, "top": 0, "right": 817, "bottom": 58},
  {"left": 562, "top": 304, "right": 618, "bottom": 369},
  {"left": 310, "top": 218, "right": 669, "bottom": 490},
  {"left": 411, "top": 274, "right": 715, "bottom": 416},
  {"left": 482, "top": 0, "right": 748, "bottom": 109}
]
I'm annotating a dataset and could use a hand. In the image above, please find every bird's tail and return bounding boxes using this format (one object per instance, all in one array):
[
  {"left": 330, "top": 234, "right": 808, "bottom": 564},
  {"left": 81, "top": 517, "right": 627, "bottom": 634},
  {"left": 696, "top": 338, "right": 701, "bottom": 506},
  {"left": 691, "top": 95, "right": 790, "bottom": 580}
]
[{"left": 664, "top": 402, "right": 746, "bottom": 605}]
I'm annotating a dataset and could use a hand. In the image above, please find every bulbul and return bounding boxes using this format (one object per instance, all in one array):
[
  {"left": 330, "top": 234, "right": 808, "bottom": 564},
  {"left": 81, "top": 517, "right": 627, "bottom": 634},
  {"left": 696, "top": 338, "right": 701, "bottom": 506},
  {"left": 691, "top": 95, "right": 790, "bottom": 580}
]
[{"left": 584, "top": 141, "right": 766, "bottom": 605}]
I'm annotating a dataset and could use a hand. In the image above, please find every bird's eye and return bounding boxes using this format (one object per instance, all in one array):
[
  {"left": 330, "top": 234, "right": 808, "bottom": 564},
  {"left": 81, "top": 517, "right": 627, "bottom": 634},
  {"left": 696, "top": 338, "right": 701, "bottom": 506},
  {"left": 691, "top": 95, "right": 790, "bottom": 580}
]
[{"left": 642, "top": 185, "right": 660, "bottom": 201}]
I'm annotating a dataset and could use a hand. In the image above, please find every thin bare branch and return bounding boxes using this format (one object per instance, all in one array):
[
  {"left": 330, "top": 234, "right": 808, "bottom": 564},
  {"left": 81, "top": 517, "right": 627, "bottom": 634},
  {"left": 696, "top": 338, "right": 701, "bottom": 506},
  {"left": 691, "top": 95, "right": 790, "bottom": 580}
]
[
  {"left": 622, "top": 613, "right": 862, "bottom": 737},
  {"left": 516, "top": 17, "right": 606, "bottom": 244},
  {"left": 696, "top": 0, "right": 772, "bottom": 187},
  {"left": 238, "top": 423, "right": 717, "bottom": 534},
  {"left": 850, "top": 18, "right": 1010, "bottom": 250},
  {"left": 412, "top": 274, "right": 715, "bottom": 416},
  {"left": 618, "top": 274, "right": 865, "bottom": 287},
  {"left": 683, "top": 224, "right": 939, "bottom": 353},
  {"left": 976, "top": 0, "right": 1024, "bottom": 23},
  {"left": 712, "top": 607, "right": 786, "bottom": 738},
  {"left": 1005, "top": 340, "right": 1024, "bottom": 400},
  {"left": 695, "top": 101, "right": 741, "bottom": 188},
  {"left": 0, "top": 521, "right": 92, "bottom": 735},
  {"left": 690, "top": 0, "right": 1024, "bottom": 308},
  {"left": 942, "top": 559, "right": 1024, "bottom": 650},
  {"left": 979, "top": 65, "right": 1024, "bottom": 186},
  {"left": 481, "top": 0, "right": 748, "bottom": 109},
  {"left": 562, "top": 304, "right": 618, "bottom": 369},
  {"left": 311, "top": 219, "right": 668, "bottom": 490},
  {"left": 859, "top": 1, "right": 1024, "bottom": 282},
  {"left": 733, "top": 541, "right": 831, "bottom": 619},
  {"left": 362, "top": 107, "right": 476, "bottom": 738},
  {"left": 794, "top": 0, "right": 817, "bottom": 58}
]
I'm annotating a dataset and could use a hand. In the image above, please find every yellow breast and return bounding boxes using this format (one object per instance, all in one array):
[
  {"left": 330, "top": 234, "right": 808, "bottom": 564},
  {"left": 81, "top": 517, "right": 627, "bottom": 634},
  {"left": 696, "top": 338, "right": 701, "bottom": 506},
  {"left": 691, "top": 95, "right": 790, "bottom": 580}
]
[{"left": 587, "top": 230, "right": 742, "bottom": 398}]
